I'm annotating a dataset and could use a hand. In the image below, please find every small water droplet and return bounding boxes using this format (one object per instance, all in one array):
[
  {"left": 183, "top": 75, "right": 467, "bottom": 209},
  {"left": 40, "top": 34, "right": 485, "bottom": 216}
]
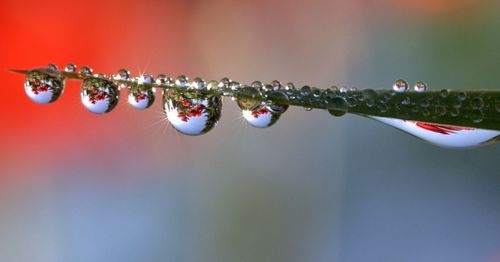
[
  {"left": 434, "top": 105, "right": 447, "bottom": 116},
  {"left": 449, "top": 108, "right": 460, "bottom": 117},
  {"left": 440, "top": 89, "right": 450, "bottom": 98},
  {"left": 271, "top": 80, "right": 282, "bottom": 91},
  {"left": 414, "top": 81, "right": 427, "bottom": 93},
  {"left": 420, "top": 99, "right": 430, "bottom": 108},
  {"left": 393, "top": 79, "right": 408, "bottom": 93},
  {"left": 47, "top": 64, "right": 58, "bottom": 70},
  {"left": 128, "top": 87, "right": 155, "bottom": 110},
  {"left": 401, "top": 96, "right": 411, "bottom": 105},
  {"left": 470, "top": 97, "right": 484, "bottom": 110},
  {"left": 78, "top": 66, "right": 93, "bottom": 77},
  {"left": 365, "top": 98, "right": 375, "bottom": 107},
  {"left": 312, "top": 88, "right": 321, "bottom": 98},
  {"left": 206, "top": 80, "right": 220, "bottom": 91},
  {"left": 81, "top": 77, "right": 119, "bottom": 114},
  {"left": 191, "top": 77, "right": 206, "bottom": 90},
  {"left": 64, "top": 63, "right": 77, "bottom": 73},
  {"left": 261, "top": 84, "right": 273, "bottom": 92},
  {"left": 265, "top": 91, "right": 289, "bottom": 114},
  {"left": 285, "top": 82, "right": 295, "bottom": 90},
  {"left": 469, "top": 109, "right": 484, "bottom": 123},
  {"left": 457, "top": 92, "right": 467, "bottom": 101},
  {"left": 113, "top": 69, "right": 130, "bottom": 81},
  {"left": 378, "top": 103, "right": 389, "bottom": 113},
  {"left": 138, "top": 74, "right": 154, "bottom": 85},
  {"left": 156, "top": 74, "right": 173, "bottom": 85},
  {"left": 176, "top": 75, "right": 189, "bottom": 88},
  {"left": 327, "top": 97, "right": 348, "bottom": 117},
  {"left": 219, "top": 77, "right": 231, "bottom": 89},
  {"left": 24, "top": 69, "right": 65, "bottom": 104},
  {"left": 235, "top": 86, "right": 262, "bottom": 110},
  {"left": 251, "top": 81, "right": 263, "bottom": 90},
  {"left": 163, "top": 89, "right": 222, "bottom": 135},
  {"left": 300, "top": 85, "right": 312, "bottom": 96}
]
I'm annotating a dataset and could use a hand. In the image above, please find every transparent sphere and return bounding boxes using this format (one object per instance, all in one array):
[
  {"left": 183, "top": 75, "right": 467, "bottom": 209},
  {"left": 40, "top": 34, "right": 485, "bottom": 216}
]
[
  {"left": 64, "top": 63, "right": 77, "bottom": 73},
  {"left": 236, "top": 86, "right": 263, "bottom": 110},
  {"left": 128, "top": 87, "right": 155, "bottom": 110},
  {"left": 156, "top": 74, "right": 173, "bottom": 85},
  {"left": 81, "top": 77, "right": 120, "bottom": 114},
  {"left": 24, "top": 69, "right": 65, "bottom": 104},
  {"left": 78, "top": 66, "right": 93, "bottom": 77},
  {"left": 163, "top": 89, "right": 222, "bottom": 136},
  {"left": 414, "top": 81, "right": 427, "bottom": 93},
  {"left": 265, "top": 91, "right": 289, "bottom": 114},
  {"left": 393, "top": 79, "right": 409, "bottom": 93},
  {"left": 242, "top": 105, "right": 281, "bottom": 128}
]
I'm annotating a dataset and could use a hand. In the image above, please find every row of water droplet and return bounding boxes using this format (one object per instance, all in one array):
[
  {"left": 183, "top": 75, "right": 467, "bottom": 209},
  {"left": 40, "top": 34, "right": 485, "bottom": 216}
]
[{"left": 19, "top": 63, "right": 500, "bottom": 139}]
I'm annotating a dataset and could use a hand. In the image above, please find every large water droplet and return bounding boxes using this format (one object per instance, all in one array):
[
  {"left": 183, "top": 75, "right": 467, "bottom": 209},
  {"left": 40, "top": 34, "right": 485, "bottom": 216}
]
[
  {"left": 81, "top": 77, "right": 120, "bottom": 114},
  {"left": 371, "top": 116, "right": 499, "bottom": 148},
  {"left": 235, "top": 86, "right": 263, "bottom": 110},
  {"left": 265, "top": 91, "right": 290, "bottom": 114},
  {"left": 163, "top": 89, "right": 222, "bottom": 136},
  {"left": 393, "top": 79, "right": 408, "bottom": 93},
  {"left": 128, "top": 86, "right": 155, "bottom": 110},
  {"left": 24, "top": 69, "right": 65, "bottom": 104},
  {"left": 242, "top": 106, "right": 280, "bottom": 128}
]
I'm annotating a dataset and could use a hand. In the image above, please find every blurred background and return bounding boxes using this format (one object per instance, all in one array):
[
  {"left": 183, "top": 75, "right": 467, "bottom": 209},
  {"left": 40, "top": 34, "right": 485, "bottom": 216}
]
[{"left": 1, "top": 0, "right": 500, "bottom": 261}]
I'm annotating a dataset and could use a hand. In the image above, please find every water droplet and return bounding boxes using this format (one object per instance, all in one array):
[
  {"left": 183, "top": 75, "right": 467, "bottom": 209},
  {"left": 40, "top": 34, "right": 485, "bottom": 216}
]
[
  {"left": 414, "top": 81, "right": 427, "bottom": 93},
  {"left": 242, "top": 106, "right": 280, "bottom": 128},
  {"left": 78, "top": 66, "right": 93, "bottom": 77},
  {"left": 300, "top": 85, "right": 311, "bottom": 96},
  {"left": 235, "top": 86, "right": 262, "bottom": 110},
  {"left": 434, "top": 105, "right": 447, "bottom": 116},
  {"left": 265, "top": 91, "right": 289, "bottom": 114},
  {"left": 420, "top": 99, "right": 430, "bottom": 108},
  {"left": 327, "top": 97, "right": 348, "bottom": 117},
  {"left": 440, "top": 89, "right": 450, "bottom": 98},
  {"left": 370, "top": 117, "right": 499, "bottom": 148},
  {"left": 64, "top": 63, "right": 76, "bottom": 73},
  {"left": 156, "top": 74, "right": 173, "bottom": 85},
  {"left": 128, "top": 86, "right": 155, "bottom": 110},
  {"left": 191, "top": 77, "right": 206, "bottom": 90},
  {"left": 163, "top": 89, "right": 222, "bottom": 135},
  {"left": 312, "top": 88, "right": 321, "bottom": 98},
  {"left": 378, "top": 103, "right": 389, "bottom": 113},
  {"left": 470, "top": 97, "right": 484, "bottom": 110},
  {"left": 365, "top": 98, "right": 375, "bottom": 107},
  {"left": 81, "top": 77, "right": 119, "bottom": 114},
  {"left": 251, "top": 81, "right": 263, "bottom": 90},
  {"left": 175, "top": 75, "right": 189, "bottom": 88},
  {"left": 219, "top": 77, "right": 231, "bottom": 89},
  {"left": 271, "top": 80, "right": 282, "bottom": 91},
  {"left": 24, "top": 69, "right": 65, "bottom": 104},
  {"left": 47, "top": 64, "right": 58, "bottom": 70},
  {"left": 304, "top": 107, "right": 313, "bottom": 111},
  {"left": 285, "top": 82, "right": 295, "bottom": 90},
  {"left": 138, "top": 74, "right": 154, "bottom": 85},
  {"left": 449, "top": 108, "right": 460, "bottom": 117},
  {"left": 113, "top": 69, "right": 130, "bottom": 80},
  {"left": 401, "top": 96, "right": 411, "bottom": 105},
  {"left": 457, "top": 92, "right": 467, "bottom": 101},
  {"left": 229, "top": 81, "right": 241, "bottom": 91},
  {"left": 393, "top": 79, "right": 408, "bottom": 93},
  {"left": 469, "top": 109, "right": 484, "bottom": 123},
  {"left": 207, "top": 80, "right": 220, "bottom": 91}
]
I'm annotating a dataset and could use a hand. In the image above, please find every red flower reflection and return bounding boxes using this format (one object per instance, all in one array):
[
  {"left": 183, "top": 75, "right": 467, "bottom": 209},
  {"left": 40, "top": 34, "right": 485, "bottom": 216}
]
[
  {"left": 410, "top": 121, "right": 473, "bottom": 135},
  {"left": 251, "top": 107, "right": 269, "bottom": 118},
  {"left": 177, "top": 104, "right": 206, "bottom": 122},
  {"left": 31, "top": 81, "right": 49, "bottom": 95}
]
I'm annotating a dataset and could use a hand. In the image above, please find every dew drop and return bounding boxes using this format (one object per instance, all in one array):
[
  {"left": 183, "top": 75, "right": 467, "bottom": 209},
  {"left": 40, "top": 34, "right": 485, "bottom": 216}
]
[
  {"left": 470, "top": 97, "right": 484, "bottom": 110},
  {"left": 312, "top": 88, "right": 322, "bottom": 98},
  {"left": 265, "top": 91, "right": 289, "bottom": 114},
  {"left": 401, "top": 96, "right": 411, "bottom": 105},
  {"left": 235, "top": 86, "right": 262, "bottom": 110},
  {"left": 191, "top": 77, "right": 206, "bottom": 90},
  {"left": 64, "top": 63, "right": 77, "bottom": 73},
  {"left": 114, "top": 69, "right": 130, "bottom": 80},
  {"left": 449, "top": 108, "right": 460, "bottom": 117},
  {"left": 251, "top": 81, "right": 263, "bottom": 90},
  {"left": 457, "top": 92, "right": 467, "bottom": 101},
  {"left": 434, "top": 105, "right": 447, "bottom": 116},
  {"left": 81, "top": 77, "right": 119, "bottom": 114},
  {"left": 219, "top": 77, "right": 231, "bottom": 90},
  {"left": 163, "top": 89, "right": 222, "bottom": 135},
  {"left": 128, "top": 86, "right": 155, "bottom": 110},
  {"left": 365, "top": 98, "right": 375, "bottom": 107},
  {"left": 138, "top": 74, "right": 154, "bottom": 85},
  {"left": 300, "top": 85, "right": 312, "bottom": 96},
  {"left": 469, "top": 109, "right": 484, "bottom": 124},
  {"left": 24, "top": 69, "right": 65, "bottom": 104},
  {"left": 327, "top": 97, "right": 348, "bottom": 117},
  {"left": 285, "top": 82, "right": 295, "bottom": 90},
  {"left": 414, "top": 81, "right": 427, "bottom": 93},
  {"left": 47, "top": 64, "right": 58, "bottom": 71},
  {"left": 440, "top": 89, "right": 450, "bottom": 98},
  {"left": 378, "top": 103, "right": 389, "bottom": 113},
  {"left": 271, "top": 80, "right": 282, "bottom": 91},
  {"left": 242, "top": 106, "right": 280, "bottom": 128},
  {"left": 78, "top": 66, "right": 93, "bottom": 77},
  {"left": 175, "top": 75, "right": 189, "bottom": 88},
  {"left": 229, "top": 81, "right": 241, "bottom": 91},
  {"left": 304, "top": 107, "right": 313, "bottom": 111},
  {"left": 207, "top": 80, "right": 220, "bottom": 91},
  {"left": 156, "top": 74, "right": 173, "bottom": 86},
  {"left": 393, "top": 79, "right": 408, "bottom": 93}
]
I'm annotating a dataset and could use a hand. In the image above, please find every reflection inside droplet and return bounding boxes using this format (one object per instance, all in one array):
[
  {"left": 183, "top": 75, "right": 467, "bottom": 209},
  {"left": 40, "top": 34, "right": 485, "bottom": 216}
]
[
  {"left": 128, "top": 86, "right": 155, "bottom": 110},
  {"left": 24, "top": 68, "right": 65, "bottom": 104},
  {"left": 371, "top": 116, "right": 499, "bottom": 148},
  {"left": 242, "top": 105, "right": 281, "bottom": 128},
  {"left": 81, "top": 77, "right": 120, "bottom": 114},
  {"left": 163, "top": 89, "right": 222, "bottom": 136}
]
